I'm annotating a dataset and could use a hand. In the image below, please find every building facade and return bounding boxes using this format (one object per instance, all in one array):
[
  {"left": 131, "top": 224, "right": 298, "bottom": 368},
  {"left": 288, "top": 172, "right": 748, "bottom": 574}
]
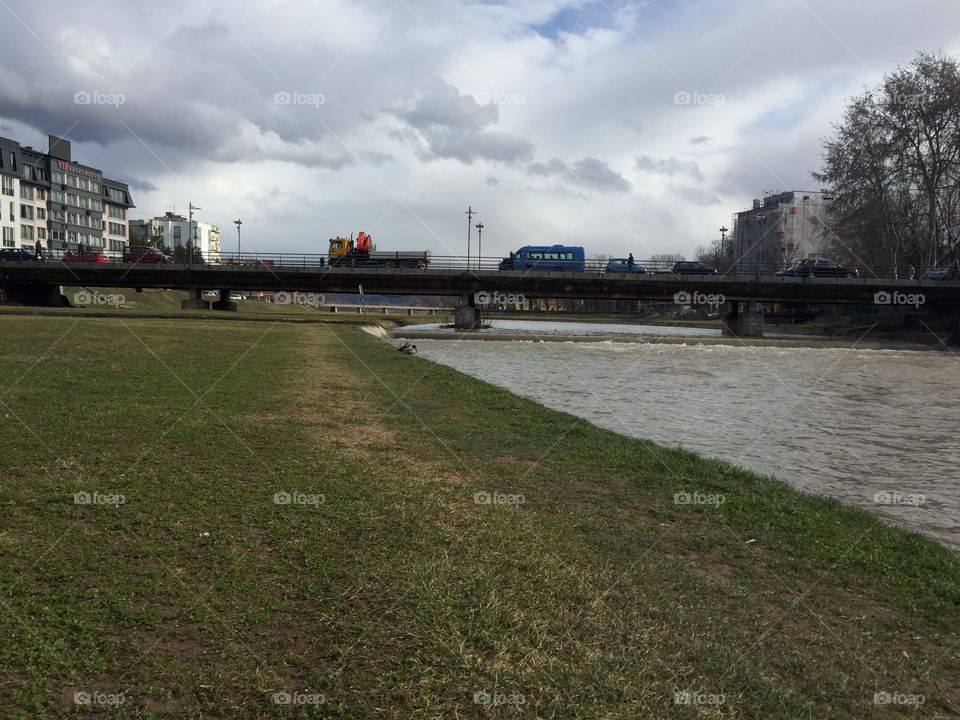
[
  {"left": 147, "top": 212, "right": 221, "bottom": 263},
  {"left": 731, "top": 191, "right": 833, "bottom": 273},
  {"left": 0, "top": 137, "right": 21, "bottom": 251},
  {"left": 0, "top": 134, "right": 135, "bottom": 259}
]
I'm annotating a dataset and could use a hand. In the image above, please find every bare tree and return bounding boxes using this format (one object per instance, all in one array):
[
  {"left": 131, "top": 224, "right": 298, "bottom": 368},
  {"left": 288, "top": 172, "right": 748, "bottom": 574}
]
[{"left": 814, "top": 51, "right": 960, "bottom": 275}]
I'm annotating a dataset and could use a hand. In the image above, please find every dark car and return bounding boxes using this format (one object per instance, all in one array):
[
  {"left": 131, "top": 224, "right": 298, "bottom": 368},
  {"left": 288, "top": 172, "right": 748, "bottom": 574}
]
[
  {"left": 775, "top": 257, "right": 858, "bottom": 278},
  {"left": 123, "top": 245, "right": 171, "bottom": 264},
  {"left": 0, "top": 248, "right": 44, "bottom": 262},
  {"left": 921, "top": 266, "right": 960, "bottom": 280},
  {"left": 63, "top": 250, "right": 109, "bottom": 264},
  {"left": 605, "top": 258, "right": 647, "bottom": 274},
  {"left": 673, "top": 261, "right": 717, "bottom": 275}
]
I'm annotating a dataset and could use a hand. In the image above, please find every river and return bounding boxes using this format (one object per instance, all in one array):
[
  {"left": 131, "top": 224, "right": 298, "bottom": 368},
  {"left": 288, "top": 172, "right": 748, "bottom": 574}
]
[{"left": 403, "top": 321, "right": 960, "bottom": 548}]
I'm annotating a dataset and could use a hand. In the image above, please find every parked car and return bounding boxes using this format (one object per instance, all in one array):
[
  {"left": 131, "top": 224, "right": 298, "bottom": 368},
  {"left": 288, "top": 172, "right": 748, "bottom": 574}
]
[
  {"left": 673, "top": 261, "right": 717, "bottom": 275},
  {"left": 63, "top": 250, "right": 109, "bottom": 264},
  {"left": 123, "top": 245, "right": 172, "bottom": 264},
  {"left": 0, "top": 248, "right": 44, "bottom": 262},
  {"left": 605, "top": 258, "right": 647, "bottom": 273},
  {"left": 921, "top": 266, "right": 960, "bottom": 280},
  {"left": 775, "top": 257, "right": 859, "bottom": 278}
]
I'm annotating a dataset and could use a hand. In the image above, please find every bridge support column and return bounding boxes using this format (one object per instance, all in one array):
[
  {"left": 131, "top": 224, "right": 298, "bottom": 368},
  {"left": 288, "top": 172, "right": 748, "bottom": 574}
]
[
  {"left": 454, "top": 293, "right": 482, "bottom": 330},
  {"left": 212, "top": 288, "right": 237, "bottom": 312},
  {"left": 722, "top": 301, "right": 764, "bottom": 337},
  {"left": 0, "top": 283, "right": 65, "bottom": 307},
  {"left": 181, "top": 288, "right": 210, "bottom": 310}
]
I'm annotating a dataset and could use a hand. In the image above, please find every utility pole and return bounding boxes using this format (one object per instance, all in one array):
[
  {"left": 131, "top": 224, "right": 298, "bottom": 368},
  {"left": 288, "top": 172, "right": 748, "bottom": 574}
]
[
  {"left": 719, "top": 225, "right": 728, "bottom": 268},
  {"left": 188, "top": 201, "right": 201, "bottom": 265},
  {"left": 465, "top": 206, "right": 475, "bottom": 270},
  {"left": 475, "top": 222, "right": 484, "bottom": 270},
  {"left": 234, "top": 219, "right": 242, "bottom": 262}
]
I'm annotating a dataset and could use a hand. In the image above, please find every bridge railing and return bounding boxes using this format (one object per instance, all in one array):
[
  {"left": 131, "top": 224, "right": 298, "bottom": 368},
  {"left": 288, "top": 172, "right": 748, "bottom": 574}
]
[{"left": 32, "top": 248, "right": 939, "bottom": 281}]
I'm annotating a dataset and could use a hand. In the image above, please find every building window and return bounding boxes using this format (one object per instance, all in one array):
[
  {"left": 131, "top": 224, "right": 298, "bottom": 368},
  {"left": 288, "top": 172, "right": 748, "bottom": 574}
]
[
  {"left": 52, "top": 171, "right": 65, "bottom": 185},
  {"left": 1, "top": 176, "right": 13, "bottom": 196},
  {"left": 36, "top": 188, "right": 46, "bottom": 201},
  {"left": 20, "top": 225, "right": 34, "bottom": 241},
  {"left": 8, "top": 201, "right": 13, "bottom": 221},
  {"left": 173, "top": 226, "right": 181, "bottom": 245},
  {"left": 2, "top": 227, "right": 14, "bottom": 247},
  {"left": 38, "top": 228, "right": 46, "bottom": 240},
  {"left": 109, "top": 222, "right": 126, "bottom": 236},
  {"left": 37, "top": 208, "right": 46, "bottom": 220},
  {"left": 108, "top": 204, "right": 124, "bottom": 219},
  {"left": 19, "top": 184, "right": 32, "bottom": 200},
  {"left": 20, "top": 204, "right": 34, "bottom": 220}
]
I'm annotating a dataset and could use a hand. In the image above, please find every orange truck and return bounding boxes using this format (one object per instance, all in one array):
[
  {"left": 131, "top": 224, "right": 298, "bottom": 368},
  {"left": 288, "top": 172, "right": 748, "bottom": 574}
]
[{"left": 328, "top": 232, "right": 431, "bottom": 268}]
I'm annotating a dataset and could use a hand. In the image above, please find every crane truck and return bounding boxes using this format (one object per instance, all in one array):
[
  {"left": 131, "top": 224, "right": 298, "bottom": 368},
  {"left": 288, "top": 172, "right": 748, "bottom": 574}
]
[{"left": 328, "top": 232, "right": 431, "bottom": 269}]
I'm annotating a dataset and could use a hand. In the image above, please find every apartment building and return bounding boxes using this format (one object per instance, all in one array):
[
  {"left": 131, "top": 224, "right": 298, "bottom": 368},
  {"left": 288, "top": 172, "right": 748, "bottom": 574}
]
[
  {"left": 0, "top": 134, "right": 135, "bottom": 259},
  {"left": 731, "top": 191, "right": 833, "bottom": 272}
]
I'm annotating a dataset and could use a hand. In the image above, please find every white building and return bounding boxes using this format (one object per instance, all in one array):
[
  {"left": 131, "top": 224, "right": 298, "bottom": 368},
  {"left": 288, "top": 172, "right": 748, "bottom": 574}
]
[{"left": 149, "top": 212, "right": 221, "bottom": 263}]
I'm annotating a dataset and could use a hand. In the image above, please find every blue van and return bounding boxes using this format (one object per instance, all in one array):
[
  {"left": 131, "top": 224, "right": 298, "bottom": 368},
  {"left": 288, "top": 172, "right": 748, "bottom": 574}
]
[{"left": 499, "top": 245, "right": 586, "bottom": 272}]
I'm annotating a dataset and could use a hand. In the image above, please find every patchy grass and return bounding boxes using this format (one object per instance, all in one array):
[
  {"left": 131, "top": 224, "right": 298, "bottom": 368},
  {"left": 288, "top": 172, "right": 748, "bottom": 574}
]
[{"left": 0, "top": 315, "right": 957, "bottom": 718}]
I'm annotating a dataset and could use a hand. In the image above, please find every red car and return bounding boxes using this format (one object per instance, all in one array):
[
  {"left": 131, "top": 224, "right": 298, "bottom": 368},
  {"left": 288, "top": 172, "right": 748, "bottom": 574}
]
[
  {"left": 63, "top": 250, "right": 109, "bottom": 264},
  {"left": 122, "top": 245, "right": 172, "bottom": 264}
]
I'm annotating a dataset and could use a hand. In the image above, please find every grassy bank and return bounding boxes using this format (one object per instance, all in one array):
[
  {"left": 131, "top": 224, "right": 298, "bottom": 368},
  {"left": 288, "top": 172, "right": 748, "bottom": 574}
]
[{"left": 0, "top": 315, "right": 957, "bottom": 718}]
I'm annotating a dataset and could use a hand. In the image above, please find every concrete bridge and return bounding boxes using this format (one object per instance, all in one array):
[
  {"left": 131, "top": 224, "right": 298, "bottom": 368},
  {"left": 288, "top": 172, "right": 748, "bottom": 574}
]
[{"left": 1, "top": 261, "right": 958, "bottom": 336}]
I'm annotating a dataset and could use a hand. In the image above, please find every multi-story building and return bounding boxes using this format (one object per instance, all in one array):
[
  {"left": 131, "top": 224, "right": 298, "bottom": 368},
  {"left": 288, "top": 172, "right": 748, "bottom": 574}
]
[
  {"left": 103, "top": 179, "right": 134, "bottom": 257},
  {"left": 731, "top": 191, "right": 833, "bottom": 272},
  {"left": 147, "top": 212, "right": 221, "bottom": 263},
  {"left": 0, "top": 134, "right": 135, "bottom": 258},
  {"left": 19, "top": 146, "right": 51, "bottom": 252},
  {"left": 0, "top": 137, "right": 21, "bottom": 250}
]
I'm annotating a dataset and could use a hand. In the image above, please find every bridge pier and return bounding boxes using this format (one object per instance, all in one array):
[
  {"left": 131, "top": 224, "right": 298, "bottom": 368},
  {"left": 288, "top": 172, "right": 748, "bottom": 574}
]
[
  {"left": 722, "top": 301, "right": 764, "bottom": 337},
  {"left": 211, "top": 288, "right": 237, "bottom": 312},
  {"left": 454, "top": 293, "right": 482, "bottom": 330},
  {"left": 0, "top": 283, "right": 65, "bottom": 307},
  {"left": 181, "top": 288, "right": 209, "bottom": 310}
]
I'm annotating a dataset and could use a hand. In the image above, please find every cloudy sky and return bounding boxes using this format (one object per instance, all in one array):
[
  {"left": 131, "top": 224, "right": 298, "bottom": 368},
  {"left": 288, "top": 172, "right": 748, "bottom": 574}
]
[{"left": 2, "top": 0, "right": 959, "bottom": 260}]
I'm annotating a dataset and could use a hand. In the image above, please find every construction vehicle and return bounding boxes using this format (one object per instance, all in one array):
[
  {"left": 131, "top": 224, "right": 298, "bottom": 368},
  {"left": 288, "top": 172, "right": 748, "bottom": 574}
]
[{"left": 328, "top": 232, "right": 431, "bottom": 268}]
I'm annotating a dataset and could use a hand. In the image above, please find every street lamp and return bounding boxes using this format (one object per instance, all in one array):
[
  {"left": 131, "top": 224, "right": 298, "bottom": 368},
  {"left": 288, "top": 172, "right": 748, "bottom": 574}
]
[
  {"left": 719, "top": 225, "right": 728, "bottom": 268},
  {"left": 188, "top": 201, "right": 201, "bottom": 264},
  {"left": 475, "top": 222, "right": 484, "bottom": 269},
  {"left": 465, "top": 206, "right": 476, "bottom": 270},
  {"left": 233, "top": 219, "right": 242, "bottom": 263}
]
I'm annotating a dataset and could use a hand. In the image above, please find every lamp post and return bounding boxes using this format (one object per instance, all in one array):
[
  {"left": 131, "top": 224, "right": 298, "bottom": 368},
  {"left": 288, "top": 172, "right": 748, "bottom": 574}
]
[
  {"left": 465, "top": 206, "right": 476, "bottom": 269},
  {"left": 475, "top": 222, "right": 484, "bottom": 269},
  {"left": 233, "top": 219, "right": 242, "bottom": 263},
  {"left": 719, "top": 225, "right": 728, "bottom": 268},
  {"left": 188, "top": 202, "right": 201, "bottom": 264}
]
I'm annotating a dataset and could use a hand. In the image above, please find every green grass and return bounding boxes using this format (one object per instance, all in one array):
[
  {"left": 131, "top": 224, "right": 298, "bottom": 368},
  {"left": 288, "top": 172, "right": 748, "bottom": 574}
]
[
  {"left": 0, "top": 287, "right": 449, "bottom": 327},
  {"left": 0, "top": 316, "right": 957, "bottom": 718}
]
